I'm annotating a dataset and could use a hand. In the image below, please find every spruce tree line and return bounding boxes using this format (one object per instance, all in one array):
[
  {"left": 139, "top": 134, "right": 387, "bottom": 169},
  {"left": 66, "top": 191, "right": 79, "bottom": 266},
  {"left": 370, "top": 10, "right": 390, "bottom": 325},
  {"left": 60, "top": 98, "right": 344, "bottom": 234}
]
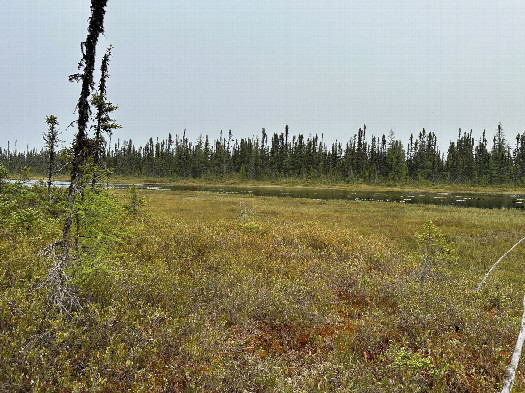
[{"left": 2, "top": 123, "right": 525, "bottom": 185}]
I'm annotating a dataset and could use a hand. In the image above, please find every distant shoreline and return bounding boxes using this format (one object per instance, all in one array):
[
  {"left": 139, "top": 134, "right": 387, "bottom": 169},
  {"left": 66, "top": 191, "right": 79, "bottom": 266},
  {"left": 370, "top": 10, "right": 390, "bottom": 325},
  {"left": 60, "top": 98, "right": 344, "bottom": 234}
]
[{"left": 19, "top": 174, "right": 525, "bottom": 196}]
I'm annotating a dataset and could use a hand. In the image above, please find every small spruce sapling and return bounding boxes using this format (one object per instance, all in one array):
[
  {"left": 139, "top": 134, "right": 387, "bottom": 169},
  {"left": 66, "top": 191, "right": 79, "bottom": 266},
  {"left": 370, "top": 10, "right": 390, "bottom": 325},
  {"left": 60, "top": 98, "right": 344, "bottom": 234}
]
[
  {"left": 127, "top": 184, "right": 144, "bottom": 215},
  {"left": 415, "top": 221, "right": 457, "bottom": 290},
  {"left": 43, "top": 115, "right": 60, "bottom": 200},
  {"left": 19, "top": 166, "right": 31, "bottom": 183}
]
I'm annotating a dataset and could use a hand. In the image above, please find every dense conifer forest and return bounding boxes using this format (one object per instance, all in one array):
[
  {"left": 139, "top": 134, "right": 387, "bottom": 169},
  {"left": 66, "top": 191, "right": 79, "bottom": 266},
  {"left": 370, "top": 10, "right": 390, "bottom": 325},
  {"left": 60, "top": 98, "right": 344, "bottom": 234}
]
[{"left": 3, "top": 123, "right": 525, "bottom": 185}]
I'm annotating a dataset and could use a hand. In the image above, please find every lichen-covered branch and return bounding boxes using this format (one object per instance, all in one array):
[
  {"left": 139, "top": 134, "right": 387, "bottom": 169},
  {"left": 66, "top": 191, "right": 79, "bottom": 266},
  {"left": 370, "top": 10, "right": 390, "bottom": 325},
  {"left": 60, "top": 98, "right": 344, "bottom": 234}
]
[{"left": 501, "top": 295, "right": 525, "bottom": 393}]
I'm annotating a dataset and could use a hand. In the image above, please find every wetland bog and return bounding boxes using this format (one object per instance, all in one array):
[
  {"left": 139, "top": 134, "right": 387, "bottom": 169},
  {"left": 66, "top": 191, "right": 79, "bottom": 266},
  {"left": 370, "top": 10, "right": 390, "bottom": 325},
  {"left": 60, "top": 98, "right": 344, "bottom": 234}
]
[
  {"left": 3, "top": 183, "right": 525, "bottom": 391},
  {"left": 120, "top": 189, "right": 525, "bottom": 391}
]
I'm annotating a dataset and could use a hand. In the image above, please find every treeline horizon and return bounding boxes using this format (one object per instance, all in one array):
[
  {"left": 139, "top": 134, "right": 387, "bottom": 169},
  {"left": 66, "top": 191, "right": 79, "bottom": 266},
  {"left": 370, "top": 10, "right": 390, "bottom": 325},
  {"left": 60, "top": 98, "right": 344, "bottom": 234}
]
[{"left": 2, "top": 123, "right": 525, "bottom": 185}]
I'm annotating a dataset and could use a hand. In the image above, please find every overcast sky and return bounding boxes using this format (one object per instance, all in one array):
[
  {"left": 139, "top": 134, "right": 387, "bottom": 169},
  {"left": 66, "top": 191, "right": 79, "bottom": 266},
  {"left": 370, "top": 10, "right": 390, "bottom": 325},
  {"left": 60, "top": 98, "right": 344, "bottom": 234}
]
[{"left": 2, "top": 0, "right": 525, "bottom": 153}]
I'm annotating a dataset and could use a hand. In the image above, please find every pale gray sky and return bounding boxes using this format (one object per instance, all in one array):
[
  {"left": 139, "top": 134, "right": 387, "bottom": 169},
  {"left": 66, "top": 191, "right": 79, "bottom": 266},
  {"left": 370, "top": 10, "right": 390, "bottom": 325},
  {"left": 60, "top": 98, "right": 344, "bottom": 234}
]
[{"left": 2, "top": 0, "right": 525, "bottom": 153}]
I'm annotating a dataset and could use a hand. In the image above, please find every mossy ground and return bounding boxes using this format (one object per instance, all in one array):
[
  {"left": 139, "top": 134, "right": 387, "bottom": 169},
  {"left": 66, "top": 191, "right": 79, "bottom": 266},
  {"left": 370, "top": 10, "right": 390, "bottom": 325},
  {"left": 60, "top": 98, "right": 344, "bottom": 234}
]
[{"left": 2, "top": 183, "right": 525, "bottom": 391}]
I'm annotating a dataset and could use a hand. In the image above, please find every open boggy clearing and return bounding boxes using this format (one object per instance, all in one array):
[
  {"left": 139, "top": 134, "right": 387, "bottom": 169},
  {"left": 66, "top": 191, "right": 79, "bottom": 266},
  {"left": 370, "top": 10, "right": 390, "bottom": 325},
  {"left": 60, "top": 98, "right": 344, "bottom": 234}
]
[{"left": 4, "top": 182, "right": 525, "bottom": 392}]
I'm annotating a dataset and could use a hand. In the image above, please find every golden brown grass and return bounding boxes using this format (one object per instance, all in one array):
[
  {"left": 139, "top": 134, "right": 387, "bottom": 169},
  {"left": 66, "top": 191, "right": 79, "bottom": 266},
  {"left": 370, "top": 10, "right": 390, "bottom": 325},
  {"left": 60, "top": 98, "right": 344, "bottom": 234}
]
[{"left": 2, "top": 183, "right": 525, "bottom": 391}]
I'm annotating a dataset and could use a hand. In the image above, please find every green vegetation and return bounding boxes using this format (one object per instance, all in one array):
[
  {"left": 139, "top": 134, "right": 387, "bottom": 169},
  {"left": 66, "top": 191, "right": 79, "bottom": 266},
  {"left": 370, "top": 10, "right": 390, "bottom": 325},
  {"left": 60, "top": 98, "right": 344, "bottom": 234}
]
[{"left": 2, "top": 175, "right": 525, "bottom": 391}]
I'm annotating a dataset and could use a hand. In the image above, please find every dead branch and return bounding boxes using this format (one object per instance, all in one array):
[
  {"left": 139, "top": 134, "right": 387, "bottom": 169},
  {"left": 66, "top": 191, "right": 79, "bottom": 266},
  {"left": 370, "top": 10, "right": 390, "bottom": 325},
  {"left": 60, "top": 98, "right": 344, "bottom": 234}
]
[
  {"left": 53, "top": 161, "right": 72, "bottom": 175},
  {"left": 238, "top": 200, "right": 256, "bottom": 222},
  {"left": 38, "top": 240, "right": 64, "bottom": 258},
  {"left": 501, "top": 294, "right": 525, "bottom": 393},
  {"left": 39, "top": 240, "right": 81, "bottom": 314},
  {"left": 477, "top": 236, "right": 525, "bottom": 291}
]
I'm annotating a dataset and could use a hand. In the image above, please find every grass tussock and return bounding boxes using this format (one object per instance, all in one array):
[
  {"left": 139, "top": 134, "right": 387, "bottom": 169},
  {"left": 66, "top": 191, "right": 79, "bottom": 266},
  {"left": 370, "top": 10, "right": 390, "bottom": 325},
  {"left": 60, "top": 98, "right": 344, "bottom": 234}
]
[{"left": 2, "top": 184, "right": 525, "bottom": 391}]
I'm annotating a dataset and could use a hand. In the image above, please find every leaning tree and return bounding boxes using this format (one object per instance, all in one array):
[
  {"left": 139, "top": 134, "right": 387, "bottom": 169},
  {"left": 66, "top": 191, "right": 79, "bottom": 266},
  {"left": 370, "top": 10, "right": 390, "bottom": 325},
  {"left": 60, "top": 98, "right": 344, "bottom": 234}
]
[{"left": 45, "top": 0, "right": 109, "bottom": 313}]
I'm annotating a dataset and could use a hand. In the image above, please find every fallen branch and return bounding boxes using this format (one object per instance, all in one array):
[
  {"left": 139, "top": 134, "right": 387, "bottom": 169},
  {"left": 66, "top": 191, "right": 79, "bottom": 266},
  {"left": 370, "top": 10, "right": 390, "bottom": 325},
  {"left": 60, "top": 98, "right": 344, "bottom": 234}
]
[
  {"left": 501, "top": 294, "right": 525, "bottom": 393},
  {"left": 476, "top": 236, "right": 525, "bottom": 291},
  {"left": 38, "top": 240, "right": 64, "bottom": 258}
]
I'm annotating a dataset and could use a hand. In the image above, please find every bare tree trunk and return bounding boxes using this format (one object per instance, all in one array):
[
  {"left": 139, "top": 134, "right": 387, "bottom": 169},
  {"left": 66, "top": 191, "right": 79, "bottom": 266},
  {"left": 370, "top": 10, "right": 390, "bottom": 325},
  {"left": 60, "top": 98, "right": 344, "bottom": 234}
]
[
  {"left": 477, "top": 237, "right": 525, "bottom": 291},
  {"left": 501, "top": 295, "right": 525, "bottom": 393},
  {"left": 474, "top": 236, "right": 525, "bottom": 391}
]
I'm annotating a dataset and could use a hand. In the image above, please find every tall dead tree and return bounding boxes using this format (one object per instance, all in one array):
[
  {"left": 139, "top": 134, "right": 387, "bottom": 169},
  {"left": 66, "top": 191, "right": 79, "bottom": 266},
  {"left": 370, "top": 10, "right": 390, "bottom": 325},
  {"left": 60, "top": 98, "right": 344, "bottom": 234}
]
[
  {"left": 63, "top": 0, "right": 108, "bottom": 253},
  {"left": 46, "top": 0, "right": 109, "bottom": 312}
]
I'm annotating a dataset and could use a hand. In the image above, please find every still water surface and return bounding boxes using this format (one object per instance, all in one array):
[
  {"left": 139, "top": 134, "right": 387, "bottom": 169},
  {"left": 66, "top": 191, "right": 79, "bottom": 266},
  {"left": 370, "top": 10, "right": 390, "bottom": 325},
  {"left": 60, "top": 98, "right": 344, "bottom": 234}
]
[
  {"left": 126, "top": 183, "right": 524, "bottom": 210},
  {"left": 19, "top": 180, "right": 525, "bottom": 210}
]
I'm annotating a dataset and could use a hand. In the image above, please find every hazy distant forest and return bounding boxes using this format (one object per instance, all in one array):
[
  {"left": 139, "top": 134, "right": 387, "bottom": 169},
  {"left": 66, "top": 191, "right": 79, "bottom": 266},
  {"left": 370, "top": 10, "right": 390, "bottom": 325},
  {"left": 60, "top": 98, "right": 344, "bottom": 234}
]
[{"left": 3, "top": 123, "right": 525, "bottom": 185}]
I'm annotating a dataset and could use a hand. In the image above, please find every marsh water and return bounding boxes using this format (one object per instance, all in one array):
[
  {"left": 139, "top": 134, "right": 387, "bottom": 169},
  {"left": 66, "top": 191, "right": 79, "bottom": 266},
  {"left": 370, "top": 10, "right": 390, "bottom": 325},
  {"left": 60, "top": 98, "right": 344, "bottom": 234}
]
[
  {"left": 124, "top": 183, "right": 524, "bottom": 210},
  {"left": 18, "top": 180, "right": 525, "bottom": 210}
]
